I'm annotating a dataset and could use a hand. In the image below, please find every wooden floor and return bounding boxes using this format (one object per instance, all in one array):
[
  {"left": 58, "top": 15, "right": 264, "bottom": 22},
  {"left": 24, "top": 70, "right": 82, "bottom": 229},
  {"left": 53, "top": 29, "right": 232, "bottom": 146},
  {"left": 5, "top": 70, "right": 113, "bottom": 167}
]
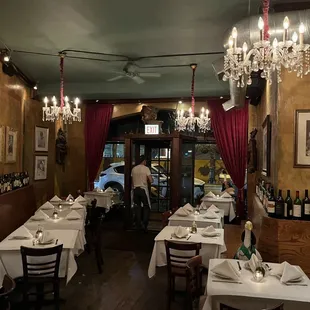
[{"left": 11, "top": 213, "right": 244, "bottom": 310}]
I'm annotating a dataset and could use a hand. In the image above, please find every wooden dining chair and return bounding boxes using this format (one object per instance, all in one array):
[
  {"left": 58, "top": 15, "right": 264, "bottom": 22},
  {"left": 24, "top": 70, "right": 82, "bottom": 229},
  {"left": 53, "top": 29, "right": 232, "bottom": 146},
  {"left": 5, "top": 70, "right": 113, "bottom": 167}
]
[
  {"left": 164, "top": 240, "right": 201, "bottom": 309},
  {"left": 0, "top": 275, "right": 16, "bottom": 310},
  {"left": 20, "top": 244, "right": 63, "bottom": 310},
  {"left": 220, "top": 303, "right": 284, "bottom": 310},
  {"left": 186, "top": 255, "right": 203, "bottom": 310}
]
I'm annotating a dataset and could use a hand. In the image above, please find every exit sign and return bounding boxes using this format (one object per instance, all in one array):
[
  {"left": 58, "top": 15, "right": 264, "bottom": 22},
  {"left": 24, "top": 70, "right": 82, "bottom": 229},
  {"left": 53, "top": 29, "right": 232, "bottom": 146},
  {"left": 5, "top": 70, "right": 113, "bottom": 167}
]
[{"left": 145, "top": 124, "right": 159, "bottom": 135}]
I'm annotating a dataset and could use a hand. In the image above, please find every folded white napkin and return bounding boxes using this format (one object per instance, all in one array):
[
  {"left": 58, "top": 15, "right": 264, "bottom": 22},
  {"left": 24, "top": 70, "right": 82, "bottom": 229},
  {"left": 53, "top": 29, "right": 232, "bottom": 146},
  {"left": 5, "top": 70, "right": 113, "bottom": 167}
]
[
  {"left": 9, "top": 225, "right": 33, "bottom": 239},
  {"left": 208, "top": 204, "right": 220, "bottom": 213},
  {"left": 66, "top": 194, "right": 74, "bottom": 202},
  {"left": 75, "top": 195, "right": 87, "bottom": 202},
  {"left": 247, "top": 254, "right": 260, "bottom": 273},
  {"left": 201, "top": 225, "right": 217, "bottom": 236},
  {"left": 212, "top": 260, "right": 240, "bottom": 280},
  {"left": 221, "top": 192, "right": 232, "bottom": 198},
  {"left": 173, "top": 226, "right": 188, "bottom": 238},
  {"left": 40, "top": 201, "right": 54, "bottom": 210},
  {"left": 204, "top": 210, "right": 219, "bottom": 219},
  {"left": 105, "top": 187, "right": 115, "bottom": 193},
  {"left": 31, "top": 210, "right": 49, "bottom": 221},
  {"left": 94, "top": 187, "right": 103, "bottom": 193},
  {"left": 183, "top": 203, "right": 194, "bottom": 213},
  {"left": 271, "top": 262, "right": 304, "bottom": 284},
  {"left": 70, "top": 202, "right": 84, "bottom": 210},
  {"left": 50, "top": 195, "right": 61, "bottom": 202},
  {"left": 40, "top": 231, "right": 54, "bottom": 244},
  {"left": 174, "top": 207, "right": 190, "bottom": 217},
  {"left": 200, "top": 204, "right": 208, "bottom": 210},
  {"left": 66, "top": 210, "right": 82, "bottom": 220},
  {"left": 206, "top": 191, "right": 216, "bottom": 198}
]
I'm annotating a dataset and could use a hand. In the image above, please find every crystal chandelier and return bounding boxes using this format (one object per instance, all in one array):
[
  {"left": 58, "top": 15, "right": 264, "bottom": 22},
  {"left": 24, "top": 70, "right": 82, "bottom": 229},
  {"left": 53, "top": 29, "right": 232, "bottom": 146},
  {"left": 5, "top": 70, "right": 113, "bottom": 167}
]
[
  {"left": 223, "top": 0, "right": 310, "bottom": 87},
  {"left": 175, "top": 64, "right": 211, "bottom": 133},
  {"left": 42, "top": 53, "right": 81, "bottom": 124}
]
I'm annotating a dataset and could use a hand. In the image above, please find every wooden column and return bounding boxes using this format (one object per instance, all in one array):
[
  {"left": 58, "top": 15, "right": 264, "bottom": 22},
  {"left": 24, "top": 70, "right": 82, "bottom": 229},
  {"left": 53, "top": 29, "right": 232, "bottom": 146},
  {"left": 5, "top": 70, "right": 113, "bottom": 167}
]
[
  {"left": 124, "top": 137, "right": 132, "bottom": 229},
  {"left": 170, "top": 136, "right": 181, "bottom": 209}
]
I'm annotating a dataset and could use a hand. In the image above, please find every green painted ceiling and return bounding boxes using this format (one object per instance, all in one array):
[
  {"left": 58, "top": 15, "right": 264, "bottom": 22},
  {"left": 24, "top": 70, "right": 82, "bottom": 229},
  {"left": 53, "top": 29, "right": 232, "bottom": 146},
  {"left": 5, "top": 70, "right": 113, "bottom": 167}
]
[{"left": 0, "top": 0, "right": 266, "bottom": 100}]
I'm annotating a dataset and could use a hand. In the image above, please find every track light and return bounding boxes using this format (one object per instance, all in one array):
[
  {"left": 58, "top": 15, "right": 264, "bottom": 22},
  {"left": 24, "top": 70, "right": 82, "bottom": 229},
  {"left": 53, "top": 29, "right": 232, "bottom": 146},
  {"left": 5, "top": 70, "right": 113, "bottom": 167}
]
[
  {"left": 3, "top": 55, "right": 10, "bottom": 62},
  {"left": 33, "top": 85, "right": 38, "bottom": 90}
]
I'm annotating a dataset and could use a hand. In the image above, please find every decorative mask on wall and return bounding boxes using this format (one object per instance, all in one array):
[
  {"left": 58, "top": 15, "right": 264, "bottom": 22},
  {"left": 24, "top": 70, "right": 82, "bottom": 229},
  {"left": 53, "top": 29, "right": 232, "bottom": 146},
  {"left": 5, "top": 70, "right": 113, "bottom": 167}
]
[
  {"left": 141, "top": 105, "right": 158, "bottom": 123},
  {"left": 56, "top": 128, "right": 67, "bottom": 166}
]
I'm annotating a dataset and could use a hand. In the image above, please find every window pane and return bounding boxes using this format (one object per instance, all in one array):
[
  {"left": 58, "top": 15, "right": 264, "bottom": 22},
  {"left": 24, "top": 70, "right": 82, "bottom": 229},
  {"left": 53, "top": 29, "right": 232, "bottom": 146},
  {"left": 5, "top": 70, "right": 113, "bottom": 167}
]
[
  {"left": 103, "top": 144, "right": 113, "bottom": 158},
  {"left": 114, "top": 166, "right": 125, "bottom": 174},
  {"left": 116, "top": 144, "right": 124, "bottom": 158}
]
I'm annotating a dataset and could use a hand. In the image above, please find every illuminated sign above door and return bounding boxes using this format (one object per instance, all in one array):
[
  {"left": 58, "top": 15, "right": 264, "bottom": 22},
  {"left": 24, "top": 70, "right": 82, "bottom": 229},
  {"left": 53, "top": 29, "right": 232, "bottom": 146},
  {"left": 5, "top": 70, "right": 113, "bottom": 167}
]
[{"left": 145, "top": 124, "right": 159, "bottom": 135}]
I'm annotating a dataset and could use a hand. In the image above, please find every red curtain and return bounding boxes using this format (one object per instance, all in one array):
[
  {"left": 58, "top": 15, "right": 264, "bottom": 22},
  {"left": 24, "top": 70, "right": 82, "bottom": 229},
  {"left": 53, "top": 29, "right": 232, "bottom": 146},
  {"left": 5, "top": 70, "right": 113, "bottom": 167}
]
[
  {"left": 85, "top": 104, "right": 113, "bottom": 190},
  {"left": 208, "top": 100, "right": 248, "bottom": 218}
]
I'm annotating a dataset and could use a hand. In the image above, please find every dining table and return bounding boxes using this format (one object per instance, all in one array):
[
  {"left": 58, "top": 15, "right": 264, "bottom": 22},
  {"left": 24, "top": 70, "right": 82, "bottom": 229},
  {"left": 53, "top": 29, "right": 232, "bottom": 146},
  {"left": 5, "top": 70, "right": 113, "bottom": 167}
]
[
  {"left": 0, "top": 228, "right": 82, "bottom": 284},
  {"left": 168, "top": 211, "right": 223, "bottom": 228},
  {"left": 203, "top": 259, "right": 310, "bottom": 310},
  {"left": 148, "top": 226, "right": 226, "bottom": 278},
  {"left": 83, "top": 191, "right": 114, "bottom": 210},
  {"left": 200, "top": 196, "right": 236, "bottom": 222}
]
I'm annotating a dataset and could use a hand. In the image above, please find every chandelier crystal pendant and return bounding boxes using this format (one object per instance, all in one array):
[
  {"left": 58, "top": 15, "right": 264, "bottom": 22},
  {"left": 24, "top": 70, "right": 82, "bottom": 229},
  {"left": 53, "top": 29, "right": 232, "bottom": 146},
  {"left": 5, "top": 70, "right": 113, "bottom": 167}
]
[
  {"left": 175, "top": 64, "right": 211, "bottom": 133},
  {"left": 42, "top": 53, "right": 81, "bottom": 124},
  {"left": 223, "top": 7, "right": 310, "bottom": 87}
]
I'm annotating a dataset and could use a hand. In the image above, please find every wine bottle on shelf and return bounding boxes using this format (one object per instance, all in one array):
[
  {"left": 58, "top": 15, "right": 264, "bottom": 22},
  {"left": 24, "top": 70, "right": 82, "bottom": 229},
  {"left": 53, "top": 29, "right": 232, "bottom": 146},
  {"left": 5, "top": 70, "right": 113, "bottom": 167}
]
[
  {"left": 303, "top": 190, "right": 310, "bottom": 220},
  {"left": 284, "top": 190, "right": 293, "bottom": 219},
  {"left": 267, "top": 187, "right": 276, "bottom": 217},
  {"left": 293, "top": 191, "right": 303, "bottom": 220},
  {"left": 275, "top": 189, "right": 284, "bottom": 218}
]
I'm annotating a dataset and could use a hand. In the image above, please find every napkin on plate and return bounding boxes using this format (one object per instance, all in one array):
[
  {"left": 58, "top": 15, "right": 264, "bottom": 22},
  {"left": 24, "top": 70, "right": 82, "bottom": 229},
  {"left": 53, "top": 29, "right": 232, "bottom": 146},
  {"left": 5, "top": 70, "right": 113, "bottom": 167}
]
[
  {"left": 212, "top": 260, "right": 240, "bottom": 280},
  {"left": 221, "top": 192, "right": 232, "bottom": 198},
  {"left": 271, "top": 262, "right": 305, "bottom": 285},
  {"left": 75, "top": 195, "right": 87, "bottom": 202},
  {"left": 245, "top": 254, "right": 260, "bottom": 272},
  {"left": 208, "top": 204, "right": 220, "bottom": 213},
  {"left": 40, "top": 201, "right": 54, "bottom": 210},
  {"left": 31, "top": 210, "right": 49, "bottom": 221},
  {"left": 70, "top": 202, "right": 84, "bottom": 210},
  {"left": 204, "top": 210, "right": 219, "bottom": 219},
  {"left": 50, "top": 195, "right": 61, "bottom": 202},
  {"left": 66, "top": 210, "right": 82, "bottom": 220},
  {"left": 9, "top": 225, "right": 33, "bottom": 240},
  {"left": 205, "top": 191, "right": 216, "bottom": 198},
  {"left": 183, "top": 203, "right": 194, "bottom": 213},
  {"left": 40, "top": 231, "right": 55, "bottom": 244},
  {"left": 66, "top": 194, "right": 74, "bottom": 201},
  {"left": 201, "top": 225, "right": 218, "bottom": 237},
  {"left": 174, "top": 207, "right": 191, "bottom": 217},
  {"left": 105, "top": 187, "right": 115, "bottom": 193},
  {"left": 173, "top": 226, "right": 188, "bottom": 238}
]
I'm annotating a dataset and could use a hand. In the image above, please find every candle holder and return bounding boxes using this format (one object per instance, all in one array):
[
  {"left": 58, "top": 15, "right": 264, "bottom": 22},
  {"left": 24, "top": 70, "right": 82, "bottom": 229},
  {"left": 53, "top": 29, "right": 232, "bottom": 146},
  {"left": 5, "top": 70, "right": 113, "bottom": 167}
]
[
  {"left": 58, "top": 204, "right": 62, "bottom": 210},
  {"left": 253, "top": 266, "right": 265, "bottom": 282},
  {"left": 53, "top": 210, "right": 59, "bottom": 219}
]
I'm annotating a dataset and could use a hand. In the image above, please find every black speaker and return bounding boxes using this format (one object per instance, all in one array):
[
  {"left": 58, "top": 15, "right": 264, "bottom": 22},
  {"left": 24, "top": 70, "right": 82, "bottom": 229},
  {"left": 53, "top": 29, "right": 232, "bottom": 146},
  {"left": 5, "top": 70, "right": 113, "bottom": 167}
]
[{"left": 2, "top": 63, "right": 16, "bottom": 77}]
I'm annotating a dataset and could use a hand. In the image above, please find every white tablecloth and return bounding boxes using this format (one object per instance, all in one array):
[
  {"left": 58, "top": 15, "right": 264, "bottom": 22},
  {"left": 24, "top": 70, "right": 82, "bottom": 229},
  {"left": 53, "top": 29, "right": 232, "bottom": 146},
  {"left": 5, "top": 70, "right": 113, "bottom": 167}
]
[
  {"left": 84, "top": 191, "right": 113, "bottom": 209},
  {"left": 168, "top": 213, "right": 222, "bottom": 229},
  {"left": 0, "top": 229, "right": 82, "bottom": 284},
  {"left": 148, "top": 226, "right": 226, "bottom": 278},
  {"left": 203, "top": 259, "right": 310, "bottom": 310},
  {"left": 201, "top": 197, "right": 236, "bottom": 222}
]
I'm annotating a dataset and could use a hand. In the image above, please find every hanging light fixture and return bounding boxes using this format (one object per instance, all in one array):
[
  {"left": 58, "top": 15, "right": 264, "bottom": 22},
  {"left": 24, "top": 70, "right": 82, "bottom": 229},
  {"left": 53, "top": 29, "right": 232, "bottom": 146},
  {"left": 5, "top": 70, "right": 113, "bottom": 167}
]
[
  {"left": 223, "top": 0, "right": 310, "bottom": 87},
  {"left": 42, "top": 53, "right": 81, "bottom": 124},
  {"left": 175, "top": 64, "right": 211, "bottom": 133}
]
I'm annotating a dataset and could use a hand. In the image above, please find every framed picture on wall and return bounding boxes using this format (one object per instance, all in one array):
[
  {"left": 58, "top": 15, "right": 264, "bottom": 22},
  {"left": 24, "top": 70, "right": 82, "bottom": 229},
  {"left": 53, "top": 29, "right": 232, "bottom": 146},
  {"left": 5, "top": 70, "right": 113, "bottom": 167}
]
[
  {"left": 34, "top": 155, "right": 48, "bottom": 180},
  {"left": 294, "top": 109, "right": 310, "bottom": 167},
  {"left": 262, "top": 115, "right": 271, "bottom": 176},
  {"left": 5, "top": 127, "right": 17, "bottom": 163},
  {"left": 0, "top": 126, "right": 4, "bottom": 163},
  {"left": 35, "top": 126, "right": 49, "bottom": 152}
]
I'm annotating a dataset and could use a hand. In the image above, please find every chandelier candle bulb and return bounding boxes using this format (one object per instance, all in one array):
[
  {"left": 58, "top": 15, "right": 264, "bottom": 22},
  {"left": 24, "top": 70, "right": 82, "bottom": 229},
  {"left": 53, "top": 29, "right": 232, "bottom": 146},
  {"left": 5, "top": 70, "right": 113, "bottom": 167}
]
[
  {"left": 228, "top": 36, "right": 234, "bottom": 49},
  {"left": 292, "top": 32, "right": 298, "bottom": 44},
  {"left": 299, "top": 23, "right": 305, "bottom": 46},
  {"left": 232, "top": 27, "right": 238, "bottom": 51},
  {"left": 283, "top": 17, "right": 290, "bottom": 42},
  {"left": 242, "top": 42, "right": 248, "bottom": 59},
  {"left": 258, "top": 17, "right": 264, "bottom": 41}
]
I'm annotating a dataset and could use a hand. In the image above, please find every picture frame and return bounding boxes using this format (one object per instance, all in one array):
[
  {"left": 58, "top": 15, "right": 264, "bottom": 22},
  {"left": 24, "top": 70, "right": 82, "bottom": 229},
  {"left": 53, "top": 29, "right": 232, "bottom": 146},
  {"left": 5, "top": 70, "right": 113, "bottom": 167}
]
[
  {"left": 34, "top": 155, "right": 48, "bottom": 180},
  {"left": 35, "top": 126, "right": 49, "bottom": 152},
  {"left": 294, "top": 109, "right": 310, "bottom": 167},
  {"left": 262, "top": 115, "right": 271, "bottom": 176},
  {"left": 5, "top": 127, "right": 17, "bottom": 163},
  {"left": 0, "top": 126, "right": 4, "bottom": 163}
]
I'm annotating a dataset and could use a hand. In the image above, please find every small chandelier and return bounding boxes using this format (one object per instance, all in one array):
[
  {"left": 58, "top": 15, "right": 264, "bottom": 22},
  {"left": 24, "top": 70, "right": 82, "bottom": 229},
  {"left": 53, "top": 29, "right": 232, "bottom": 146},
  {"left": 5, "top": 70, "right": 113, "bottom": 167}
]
[
  {"left": 223, "top": 0, "right": 310, "bottom": 87},
  {"left": 175, "top": 64, "right": 211, "bottom": 133},
  {"left": 42, "top": 53, "right": 81, "bottom": 124}
]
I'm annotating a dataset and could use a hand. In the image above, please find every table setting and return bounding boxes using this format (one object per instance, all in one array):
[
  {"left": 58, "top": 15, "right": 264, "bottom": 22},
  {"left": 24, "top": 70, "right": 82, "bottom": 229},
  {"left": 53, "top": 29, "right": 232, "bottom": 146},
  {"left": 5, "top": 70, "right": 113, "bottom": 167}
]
[
  {"left": 203, "top": 256, "right": 310, "bottom": 310},
  {"left": 83, "top": 188, "right": 115, "bottom": 209},
  {"left": 148, "top": 225, "right": 226, "bottom": 278}
]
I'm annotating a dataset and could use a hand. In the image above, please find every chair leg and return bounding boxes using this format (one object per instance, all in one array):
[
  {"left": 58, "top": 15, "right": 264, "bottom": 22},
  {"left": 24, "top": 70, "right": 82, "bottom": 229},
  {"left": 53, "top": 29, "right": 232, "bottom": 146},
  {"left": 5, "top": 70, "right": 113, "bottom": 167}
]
[
  {"left": 54, "top": 283, "right": 60, "bottom": 310},
  {"left": 171, "top": 276, "right": 175, "bottom": 301},
  {"left": 35, "top": 284, "right": 44, "bottom": 310}
]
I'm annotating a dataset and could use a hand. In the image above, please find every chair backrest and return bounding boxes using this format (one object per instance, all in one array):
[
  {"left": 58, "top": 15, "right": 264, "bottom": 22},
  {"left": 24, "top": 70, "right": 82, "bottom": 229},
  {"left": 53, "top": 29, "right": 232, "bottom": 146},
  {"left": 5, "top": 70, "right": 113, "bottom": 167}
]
[
  {"left": 76, "top": 189, "right": 84, "bottom": 197},
  {"left": 186, "top": 255, "right": 202, "bottom": 307},
  {"left": 20, "top": 244, "right": 63, "bottom": 280},
  {"left": 165, "top": 240, "right": 201, "bottom": 276},
  {"left": 264, "top": 304, "right": 284, "bottom": 310},
  {"left": 162, "top": 210, "right": 172, "bottom": 228},
  {"left": 0, "top": 275, "right": 15, "bottom": 297},
  {"left": 220, "top": 304, "right": 284, "bottom": 310}
]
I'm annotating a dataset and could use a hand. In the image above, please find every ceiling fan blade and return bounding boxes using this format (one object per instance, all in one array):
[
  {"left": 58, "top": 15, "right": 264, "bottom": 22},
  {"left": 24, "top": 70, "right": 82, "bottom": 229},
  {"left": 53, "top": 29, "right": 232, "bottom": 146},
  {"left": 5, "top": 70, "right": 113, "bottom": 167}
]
[
  {"left": 131, "top": 76, "right": 145, "bottom": 84},
  {"left": 107, "top": 75, "right": 124, "bottom": 82},
  {"left": 139, "top": 72, "right": 161, "bottom": 77}
]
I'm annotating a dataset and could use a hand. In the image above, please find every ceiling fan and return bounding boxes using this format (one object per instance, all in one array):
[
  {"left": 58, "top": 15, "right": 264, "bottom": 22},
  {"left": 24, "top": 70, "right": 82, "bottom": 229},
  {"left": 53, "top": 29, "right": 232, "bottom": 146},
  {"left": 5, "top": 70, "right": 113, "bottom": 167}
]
[{"left": 107, "top": 61, "right": 161, "bottom": 84}]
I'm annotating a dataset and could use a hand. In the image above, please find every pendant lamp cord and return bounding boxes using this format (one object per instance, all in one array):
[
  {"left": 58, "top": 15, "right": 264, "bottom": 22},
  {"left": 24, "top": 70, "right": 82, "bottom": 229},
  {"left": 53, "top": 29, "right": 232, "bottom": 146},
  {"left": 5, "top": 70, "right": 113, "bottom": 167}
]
[
  {"left": 59, "top": 53, "right": 65, "bottom": 109},
  {"left": 263, "top": 0, "right": 270, "bottom": 41},
  {"left": 190, "top": 64, "right": 197, "bottom": 111}
]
